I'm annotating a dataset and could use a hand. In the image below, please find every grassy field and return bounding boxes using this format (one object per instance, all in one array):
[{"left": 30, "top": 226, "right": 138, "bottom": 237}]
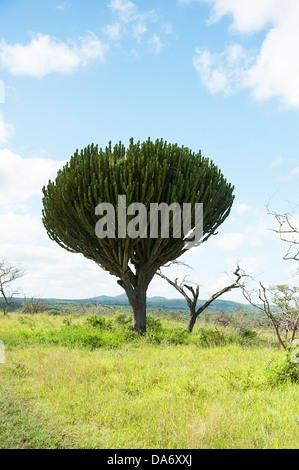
[{"left": 0, "top": 310, "right": 298, "bottom": 449}]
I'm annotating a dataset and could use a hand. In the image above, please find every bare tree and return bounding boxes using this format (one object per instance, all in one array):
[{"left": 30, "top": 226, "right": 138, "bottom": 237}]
[
  {"left": 0, "top": 259, "right": 25, "bottom": 315},
  {"left": 157, "top": 264, "right": 241, "bottom": 332},
  {"left": 267, "top": 203, "right": 299, "bottom": 265}
]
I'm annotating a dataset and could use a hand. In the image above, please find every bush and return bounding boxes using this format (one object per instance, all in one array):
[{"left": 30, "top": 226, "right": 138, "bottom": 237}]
[
  {"left": 264, "top": 356, "right": 299, "bottom": 385},
  {"left": 85, "top": 314, "right": 113, "bottom": 329},
  {"left": 45, "top": 309, "right": 61, "bottom": 316},
  {"left": 114, "top": 313, "right": 131, "bottom": 325},
  {"left": 22, "top": 300, "right": 45, "bottom": 314},
  {"left": 196, "top": 327, "right": 227, "bottom": 347},
  {"left": 239, "top": 328, "right": 258, "bottom": 339},
  {"left": 146, "top": 315, "right": 163, "bottom": 331},
  {"left": 161, "top": 328, "right": 189, "bottom": 345}
]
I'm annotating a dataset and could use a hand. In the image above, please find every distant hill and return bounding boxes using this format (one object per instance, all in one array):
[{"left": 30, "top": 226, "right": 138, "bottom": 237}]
[
  {"left": 2, "top": 293, "right": 262, "bottom": 313},
  {"left": 83, "top": 294, "right": 259, "bottom": 312}
]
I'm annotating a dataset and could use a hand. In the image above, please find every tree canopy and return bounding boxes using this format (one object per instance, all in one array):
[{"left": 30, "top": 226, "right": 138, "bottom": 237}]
[{"left": 42, "top": 138, "right": 235, "bottom": 332}]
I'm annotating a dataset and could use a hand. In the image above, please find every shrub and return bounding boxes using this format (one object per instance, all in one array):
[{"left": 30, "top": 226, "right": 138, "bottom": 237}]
[
  {"left": 196, "top": 327, "right": 227, "bottom": 347},
  {"left": 239, "top": 328, "right": 258, "bottom": 339},
  {"left": 264, "top": 356, "right": 299, "bottom": 385},
  {"left": 45, "top": 309, "right": 61, "bottom": 316},
  {"left": 146, "top": 315, "right": 163, "bottom": 331},
  {"left": 85, "top": 314, "right": 113, "bottom": 329},
  {"left": 114, "top": 313, "right": 131, "bottom": 325},
  {"left": 22, "top": 300, "right": 45, "bottom": 314},
  {"left": 161, "top": 328, "right": 189, "bottom": 345}
]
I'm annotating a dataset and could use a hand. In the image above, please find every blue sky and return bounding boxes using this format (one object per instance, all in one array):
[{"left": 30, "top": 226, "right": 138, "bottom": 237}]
[{"left": 0, "top": 0, "right": 298, "bottom": 302}]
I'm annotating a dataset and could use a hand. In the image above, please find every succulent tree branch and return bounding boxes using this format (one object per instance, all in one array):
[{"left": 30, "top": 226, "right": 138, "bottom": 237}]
[{"left": 42, "top": 138, "right": 235, "bottom": 333}]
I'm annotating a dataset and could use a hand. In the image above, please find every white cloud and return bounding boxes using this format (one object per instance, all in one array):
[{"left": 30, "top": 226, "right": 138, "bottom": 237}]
[
  {"left": 188, "top": 0, "right": 299, "bottom": 110},
  {"left": 133, "top": 23, "right": 148, "bottom": 42},
  {"left": 271, "top": 156, "right": 283, "bottom": 167},
  {"left": 0, "top": 80, "right": 4, "bottom": 103},
  {"left": 0, "top": 147, "right": 123, "bottom": 300},
  {"left": 105, "top": 0, "right": 166, "bottom": 53},
  {"left": 0, "top": 149, "right": 64, "bottom": 206},
  {"left": 0, "top": 213, "right": 46, "bottom": 243},
  {"left": 102, "top": 23, "right": 122, "bottom": 40},
  {"left": 202, "top": 0, "right": 285, "bottom": 34},
  {"left": 0, "top": 243, "right": 121, "bottom": 299},
  {"left": 235, "top": 204, "right": 251, "bottom": 216},
  {"left": 216, "top": 232, "right": 246, "bottom": 251},
  {"left": 213, "top": 205, "right": 272, "bottom": 252},
  {"left": 0, "top": 113, "right": 14, "bottom": 144},
  {"left": 226, "top": 255, "right": 269, "bottom": 277},
  {"left": 163, "top": 24, "right": 173, "bottom": 36},
  {"left": 193, "top": 43, "right": 252, "bottom": 95},
  {"left": 108, "top": 0, "right": 137, "bottom": 23},
  {"left": 56, "top": 2, "right": 67, "bottom": 9},
  {"left": 292, "top": 166, "right": 299, "bottom": 175},
  {"left": 0, "top": 32, "right": 109, "bottom": 78},
  {"left": 148, "top": 34, "right": 163, "bottom": 54}
]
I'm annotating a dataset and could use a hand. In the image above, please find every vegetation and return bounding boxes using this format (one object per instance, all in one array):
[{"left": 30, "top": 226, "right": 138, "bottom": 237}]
[
  {"left": 42, "top": 138, "right": 234, "bottom": 332},
  {"left": 0, "top": 309, "right": 298, "bottom": 449},
  {"left": 0, "top": 259, "right": 25, "bottom": 315}
]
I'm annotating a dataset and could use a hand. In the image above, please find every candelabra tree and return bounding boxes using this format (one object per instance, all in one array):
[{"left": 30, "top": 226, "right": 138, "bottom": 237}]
[{"left": 42, "top": 138, "right": 235, "bottom": 333}]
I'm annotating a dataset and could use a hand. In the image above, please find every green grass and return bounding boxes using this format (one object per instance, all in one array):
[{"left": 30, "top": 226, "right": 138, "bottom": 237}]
[
  {"left": 0, "top": 312, "right": 298, "bottom": 449},
  {"left": 0, "top": 388, "right": 71, "bottom": 449}
]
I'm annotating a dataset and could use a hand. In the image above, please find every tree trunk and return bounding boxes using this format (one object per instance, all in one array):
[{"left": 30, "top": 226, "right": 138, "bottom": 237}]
[
  {"left": 129, "top": 285, "right": 147, "bottom": 334},
  {"left": 187, "top": 308, "right": 197, "bottom": 333},
  {"left": 119, "top": 275, "right": 148, "bottom": 334},
  {"left": 0, "top": 288, "right": 9, "bottom": 315},
  {"left": 118, "top": 265, "right": 158, "bottom": 334}
]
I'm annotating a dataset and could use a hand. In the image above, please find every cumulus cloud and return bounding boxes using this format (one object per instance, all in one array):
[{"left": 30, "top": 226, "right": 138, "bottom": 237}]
[
  {"left": 0, "top": 148, "right": 121, "bottom": 299},
  {"left": 148, "top": 34, "right": 163, "bottom": 54},
  {"left": 226, "top": 255, "right": 269, "bottom": 277},
  {"left": 271, "top": 156, "right": 283, "bottom": 167},
  {"left": 212, "top": 203, "right": 272, "bottom": 253},
  {"left": 215, "top": 232, "right": 246, "bottom": 251},
  {"left": 186, "top": 0, "right": 299, "bottom": 110},
  {"left": 193, "top": 43, "right": 252, "bottom": 95},
  {"left": 102, "top": 23, "right": 122, "bottom": 41},
  {"left": 105, "top": 0, "right": 166, "bottom": 53},
  {"left": 0, "top": 149, "right": 64, "bottom": 206},
  {"left": 108, "top": 0, "right": 137, "bottom": 23},
  {"left": 0, "top": 113, "right": 14, "bottom": 145},
  {"left": 0, "top": 243, "right": 120, "bottom": 299},
  {"left": 0, "top": 213, "right": 46, "bottom": 243},
  {"left": 0, "top": 32, "right": 109, "bottom": 78},
  {"left": 234, "top": 204, "right": 252, "bottom": 216}
]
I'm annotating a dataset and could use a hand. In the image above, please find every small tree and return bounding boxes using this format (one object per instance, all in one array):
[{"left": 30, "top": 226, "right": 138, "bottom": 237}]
[
  {"left": 269, "top": 285, "right": 299, "bottom": 342},
  {"left": 0, "top": 259, "right": 25, "bottom": 315},
  {"left": 238, "top": 276, "right": 299, "bottom": 350},
  {"left": 234, "top": 205, "right": 299, "bottom": 350},
  {"left": 42, "top": 138, "right": 234, "bottom": 333},
  {"left": 158, "top": 265, "right": 241, "bottom": 332}
]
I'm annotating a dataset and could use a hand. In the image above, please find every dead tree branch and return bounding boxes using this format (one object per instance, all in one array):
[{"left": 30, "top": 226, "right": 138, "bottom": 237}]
[{"left": 157, "top": 265, "right": 241, "bottom": 332}]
